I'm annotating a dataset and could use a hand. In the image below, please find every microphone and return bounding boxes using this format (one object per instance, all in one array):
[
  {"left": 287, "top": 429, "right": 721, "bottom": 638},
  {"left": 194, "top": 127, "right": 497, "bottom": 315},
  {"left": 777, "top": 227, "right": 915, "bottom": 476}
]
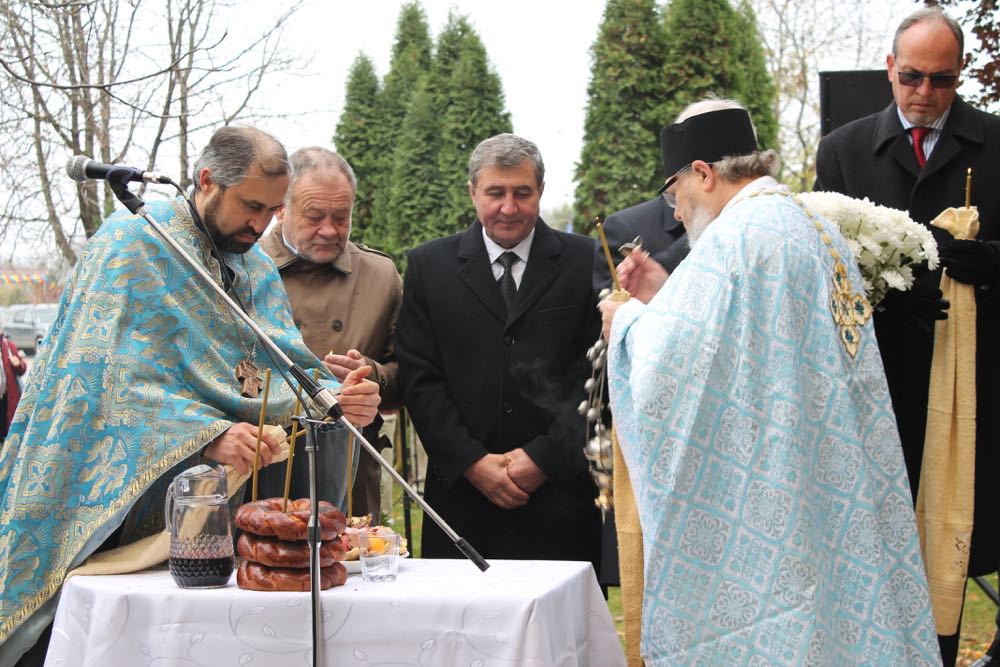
[
  {"left": 289, "top": 365, "right": 344, "bottom": 420},
  {"left": 65, "top": 155, "right": 172, "bottom": 185}
]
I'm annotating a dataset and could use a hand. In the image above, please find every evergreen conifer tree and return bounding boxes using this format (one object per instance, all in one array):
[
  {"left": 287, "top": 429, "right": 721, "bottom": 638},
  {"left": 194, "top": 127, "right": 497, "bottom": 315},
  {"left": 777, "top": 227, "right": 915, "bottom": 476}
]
[
  {"left": 732, "top": 0, "right": 777, "bottom": 150},
  {"left": 435, "top": 20, "right": 513, "bottom": 235},
  {"left": 659, "top": 0, "right": 777, "bottom": 149},
  {"left": 429, "top": 11, "right": 473, "bottom": 97},
  {"left": 364, "top": 6, "right": 512, "bottom": 263},
  {"left": 573, "top": 0, "right": 670, "bottom": 232},
  {"left": 333, "top": 53, "right": 381, "bottom": 244},
  {"left": 368, "top": 1, "right": 433, "bottom": 253},
  {"left": 385, "top": 79, "right": 443, "bottom": 269}
]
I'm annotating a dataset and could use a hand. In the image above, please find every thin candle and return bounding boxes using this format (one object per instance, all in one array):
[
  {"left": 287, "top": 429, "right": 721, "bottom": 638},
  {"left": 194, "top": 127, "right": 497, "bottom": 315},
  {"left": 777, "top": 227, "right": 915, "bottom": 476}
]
[
  {"left": 251, "top": 368, "right": 272, "bottom": 502},
  {"left": 282, "top": 379, "right": 306, "bottom": 512},
  {"left": 965, "top": 167, "right": 972, "bottom": 208},
  {"left": 346, "top": 432, "right": 355, "bottom": 518},
  {"left": 596, "top": 221, "right": 620, "bottom": 291}
]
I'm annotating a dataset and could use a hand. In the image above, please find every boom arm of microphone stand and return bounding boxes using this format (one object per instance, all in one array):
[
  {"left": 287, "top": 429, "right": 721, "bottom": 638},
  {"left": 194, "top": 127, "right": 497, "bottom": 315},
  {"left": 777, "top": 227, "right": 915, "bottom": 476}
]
[
  {"left": 111, "top": 185, "right": 479, "bottom": 568},
  {"left": 303, "top": 416, "right": 490, "bottom": 573},
  {"left": 110, "top": 181, "right": 145, "bottom": 215}
]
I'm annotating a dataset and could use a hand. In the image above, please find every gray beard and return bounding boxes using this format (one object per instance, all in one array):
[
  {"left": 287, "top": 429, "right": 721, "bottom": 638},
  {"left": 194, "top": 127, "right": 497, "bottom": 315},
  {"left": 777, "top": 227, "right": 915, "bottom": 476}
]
[{"left": 684, "top": 202, "right": 716, "bottom": 248}]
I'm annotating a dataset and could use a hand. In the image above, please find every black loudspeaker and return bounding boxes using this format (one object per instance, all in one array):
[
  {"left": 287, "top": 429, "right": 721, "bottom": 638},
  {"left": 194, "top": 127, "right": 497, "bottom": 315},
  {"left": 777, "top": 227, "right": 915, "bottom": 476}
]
[{"left": 819, "top": 70, "right": 894, "bottom": 136}]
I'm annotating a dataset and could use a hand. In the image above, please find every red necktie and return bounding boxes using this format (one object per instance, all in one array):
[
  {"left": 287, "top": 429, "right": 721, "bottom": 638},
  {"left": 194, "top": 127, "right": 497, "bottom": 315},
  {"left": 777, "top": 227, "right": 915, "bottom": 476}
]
[{"left": 910, "top": 126, "right": 930, "bottom": 169}]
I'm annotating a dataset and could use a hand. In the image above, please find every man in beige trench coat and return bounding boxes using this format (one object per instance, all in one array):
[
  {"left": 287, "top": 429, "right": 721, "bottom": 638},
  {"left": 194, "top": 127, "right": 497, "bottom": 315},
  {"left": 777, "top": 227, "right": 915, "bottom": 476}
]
[{"left": 259, "top": 146, "right": 402, "bottom": 518}]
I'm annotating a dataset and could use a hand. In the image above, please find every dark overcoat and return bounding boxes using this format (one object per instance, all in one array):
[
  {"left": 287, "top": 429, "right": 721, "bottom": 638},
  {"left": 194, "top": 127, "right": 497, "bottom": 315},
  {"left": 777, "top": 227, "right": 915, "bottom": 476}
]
[
  {"left": 815, "top": 98, "right": 1000, "bottom": 574},
  {"left": 397, "top": 219, "right": 602, "bottom": 568}
]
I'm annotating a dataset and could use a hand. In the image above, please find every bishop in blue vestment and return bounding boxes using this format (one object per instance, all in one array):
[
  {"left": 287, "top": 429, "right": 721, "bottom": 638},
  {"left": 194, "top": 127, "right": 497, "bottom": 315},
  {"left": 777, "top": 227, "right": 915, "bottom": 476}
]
[{"left": 602, "top": 102, "right": 941, "bottom": 666}]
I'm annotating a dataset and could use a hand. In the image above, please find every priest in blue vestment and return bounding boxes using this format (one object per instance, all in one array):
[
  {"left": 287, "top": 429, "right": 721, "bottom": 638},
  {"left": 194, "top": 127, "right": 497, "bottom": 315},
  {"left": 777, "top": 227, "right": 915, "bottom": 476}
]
[
  {"left": 600, "top": 100, "right": 942, "bottom": 666},
  {"left": 0, "top": 126, "right": 380, "bottom": 666}
]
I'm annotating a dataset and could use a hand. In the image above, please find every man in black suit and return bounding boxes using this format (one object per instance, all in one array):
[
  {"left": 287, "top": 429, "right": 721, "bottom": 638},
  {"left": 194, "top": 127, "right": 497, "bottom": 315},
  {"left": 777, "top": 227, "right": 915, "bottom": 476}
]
[
  {"left": 815, "top": 7, "right": 1000, "bottom": 664},
  {"left": 593, "top": 196, "right": 687, "bottom": 293},
  {"left": 397, "top": 134, "right": 602, "bottom": 569}
]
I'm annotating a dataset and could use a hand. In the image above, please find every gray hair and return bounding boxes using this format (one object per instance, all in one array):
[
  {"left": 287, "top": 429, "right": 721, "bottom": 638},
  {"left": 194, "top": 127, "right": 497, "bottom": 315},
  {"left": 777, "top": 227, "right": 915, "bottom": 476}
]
[
  {"left": 892, "top": 7, "right": 964, "bottom": 70},
  {"left": 468, "top": 133, "right": 545, "bottom": 187},
  {"left": 192, "top": 126, "right": 289, "bottom": 191},
  {"left": 675, "top": 97, "right": 746, "bottom": 124},
  {"left": 286, "top": 147, "right": 357, "bottom": 206},
  {"left": 675, "top": 97, "right": 780, "bottom": 181}
]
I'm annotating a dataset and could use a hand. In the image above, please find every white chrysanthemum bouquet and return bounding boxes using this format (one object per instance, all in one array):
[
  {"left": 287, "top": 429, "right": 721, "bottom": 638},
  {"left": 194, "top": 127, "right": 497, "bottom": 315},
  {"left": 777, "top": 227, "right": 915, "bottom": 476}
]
[{"left": 798, "top": 191, "right": 939, "bottom": 306}]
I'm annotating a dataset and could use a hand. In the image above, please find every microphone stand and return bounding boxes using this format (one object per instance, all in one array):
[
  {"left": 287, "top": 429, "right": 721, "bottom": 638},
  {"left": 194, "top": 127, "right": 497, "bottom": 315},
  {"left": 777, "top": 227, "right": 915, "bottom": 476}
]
[
  {"left": 297, "top": 415, "right": 492, "bottom": 667},
  {"left": 303, "top": 418, "right": 328, "bottom": 667},
  {"left": 297, "top": 416, "right": 487, "bottom": 568},
  {"left": 106, "top": 179, "right": 490, "bottom": 666},
  {"left": 399, "top": 408, "right": 414, "bottom": 552}
]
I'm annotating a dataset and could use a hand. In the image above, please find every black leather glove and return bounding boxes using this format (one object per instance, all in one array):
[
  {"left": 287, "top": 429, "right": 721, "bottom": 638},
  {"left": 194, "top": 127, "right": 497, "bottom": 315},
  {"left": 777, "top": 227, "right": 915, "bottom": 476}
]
[
  {"left": 938, "top": 238, "right": 1000, "bottom": 286},
  {"left": 879, "top": 280, "right": 949, "bottom": 320}
]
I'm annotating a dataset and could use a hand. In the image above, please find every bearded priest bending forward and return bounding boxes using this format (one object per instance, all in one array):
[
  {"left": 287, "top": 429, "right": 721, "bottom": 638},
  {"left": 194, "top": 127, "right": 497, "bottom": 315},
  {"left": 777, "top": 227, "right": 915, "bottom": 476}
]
[
  {"left": 599, "top": 99, "right": 942, "bottom": 666},
  {"left": 0, "top": 127, "right": 381, "bottom": 667}
]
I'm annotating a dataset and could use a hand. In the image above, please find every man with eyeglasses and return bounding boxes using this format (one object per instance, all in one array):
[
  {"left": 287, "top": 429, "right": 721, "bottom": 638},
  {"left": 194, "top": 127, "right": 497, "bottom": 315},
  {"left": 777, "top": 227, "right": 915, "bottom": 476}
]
[
  {"left": 599, "top": 98, "right": 940, "bottom": 666},
  {"left": 816, "top": 8, "right": 1000, "bottom": 664},
  {"left": 589, "top": 136, "right": 691, "bottom": 667}
]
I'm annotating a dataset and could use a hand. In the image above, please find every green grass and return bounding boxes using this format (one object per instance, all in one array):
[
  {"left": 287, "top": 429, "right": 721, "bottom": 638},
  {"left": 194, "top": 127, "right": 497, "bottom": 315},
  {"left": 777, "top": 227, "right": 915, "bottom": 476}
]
[
  {"left": 607, "top": 585, "right": 625, "bottom": 642},
  {"left": 387, "top": 486, "right": 997, "bottom": 656},
  {"left": 386, "top": 484, "right": 424, "bottom": 557},
  {"left": 961, "top": 573, "right": 999, "bottom": 661}
]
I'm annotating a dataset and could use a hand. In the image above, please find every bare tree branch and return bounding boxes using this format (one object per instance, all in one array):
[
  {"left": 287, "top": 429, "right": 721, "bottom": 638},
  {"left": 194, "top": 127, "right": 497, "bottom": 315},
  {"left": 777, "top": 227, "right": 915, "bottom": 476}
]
[
  {"left": 752, "top": 0, "right": 900, "bottom": 190},
  {"left": 0, "top": 35, "right": 224, "bottom": 92},
  {"left": 0, "top": 0, "right": 305, "bottom": 266}
]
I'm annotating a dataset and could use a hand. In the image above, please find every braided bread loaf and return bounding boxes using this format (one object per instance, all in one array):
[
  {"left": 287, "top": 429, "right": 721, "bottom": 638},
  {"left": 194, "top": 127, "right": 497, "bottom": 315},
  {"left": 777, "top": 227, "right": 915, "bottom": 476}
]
[
  {"left": 236, "top": 561, "right": 347, "bottom": 592},
  {"left": 234, "top": 498, "right": 346, "bottom": 541},
  {"left": 236, "top": 532, "right": 346, "bottom": 569}
]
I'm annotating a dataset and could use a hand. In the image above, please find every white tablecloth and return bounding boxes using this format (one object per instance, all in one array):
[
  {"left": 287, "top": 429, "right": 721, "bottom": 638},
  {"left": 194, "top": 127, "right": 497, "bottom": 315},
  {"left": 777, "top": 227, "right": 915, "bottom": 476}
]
[{"left": 45, "top": 559, "right": 625, "bottom": 667}]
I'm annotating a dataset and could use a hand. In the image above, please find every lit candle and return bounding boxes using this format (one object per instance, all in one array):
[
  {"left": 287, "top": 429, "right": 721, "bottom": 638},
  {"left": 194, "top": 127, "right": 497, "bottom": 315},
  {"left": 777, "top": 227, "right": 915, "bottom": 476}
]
[{"left": 965, "top": 167, "right": 972, "bottom": 208}]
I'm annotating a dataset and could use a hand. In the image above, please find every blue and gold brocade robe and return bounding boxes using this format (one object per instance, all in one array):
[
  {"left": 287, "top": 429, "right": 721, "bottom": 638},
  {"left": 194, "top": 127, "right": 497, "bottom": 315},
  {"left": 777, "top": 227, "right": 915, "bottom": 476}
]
[
  {"left": 0, "top": 198, "right": 334, "bottom": 658},
  {"left": 608, "top": 185, "right": 942, "bottom": 666}
]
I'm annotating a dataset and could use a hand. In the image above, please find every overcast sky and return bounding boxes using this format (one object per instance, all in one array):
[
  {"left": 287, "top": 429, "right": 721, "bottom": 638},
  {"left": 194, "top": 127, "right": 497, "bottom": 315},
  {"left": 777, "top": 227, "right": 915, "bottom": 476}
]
[
  {"left": 261, "top": 0, "right": 608, "bottom": 211},
  {"left": 260, "top": 0, "right": 930, "bottom": 213}
]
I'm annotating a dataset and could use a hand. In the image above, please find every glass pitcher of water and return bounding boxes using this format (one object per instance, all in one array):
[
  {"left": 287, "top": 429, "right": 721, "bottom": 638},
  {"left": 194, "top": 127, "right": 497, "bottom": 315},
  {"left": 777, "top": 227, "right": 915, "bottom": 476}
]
[{"left": 164, "top": 464, "right": 235, "bottom": 588}]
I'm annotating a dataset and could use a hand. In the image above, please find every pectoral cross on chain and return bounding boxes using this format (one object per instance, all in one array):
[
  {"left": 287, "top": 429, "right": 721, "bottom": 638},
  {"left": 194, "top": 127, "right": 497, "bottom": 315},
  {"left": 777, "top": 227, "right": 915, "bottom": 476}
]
[{"left": 235, "top": 359, "right": 262, "bottom": 398}]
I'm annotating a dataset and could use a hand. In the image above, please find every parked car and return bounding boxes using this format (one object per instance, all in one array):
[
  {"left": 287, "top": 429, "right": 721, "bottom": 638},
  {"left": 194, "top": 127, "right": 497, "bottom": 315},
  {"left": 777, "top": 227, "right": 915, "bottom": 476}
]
[{"left": 5, "top": 303, "right": 58, "bottom": 354}]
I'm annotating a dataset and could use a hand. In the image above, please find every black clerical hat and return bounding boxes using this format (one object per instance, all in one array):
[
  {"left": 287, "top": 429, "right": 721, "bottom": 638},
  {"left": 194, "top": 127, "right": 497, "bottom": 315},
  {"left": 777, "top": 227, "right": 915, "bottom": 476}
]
[{"left": 658, "top": 108, "right": 758, "bottom": 193}]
